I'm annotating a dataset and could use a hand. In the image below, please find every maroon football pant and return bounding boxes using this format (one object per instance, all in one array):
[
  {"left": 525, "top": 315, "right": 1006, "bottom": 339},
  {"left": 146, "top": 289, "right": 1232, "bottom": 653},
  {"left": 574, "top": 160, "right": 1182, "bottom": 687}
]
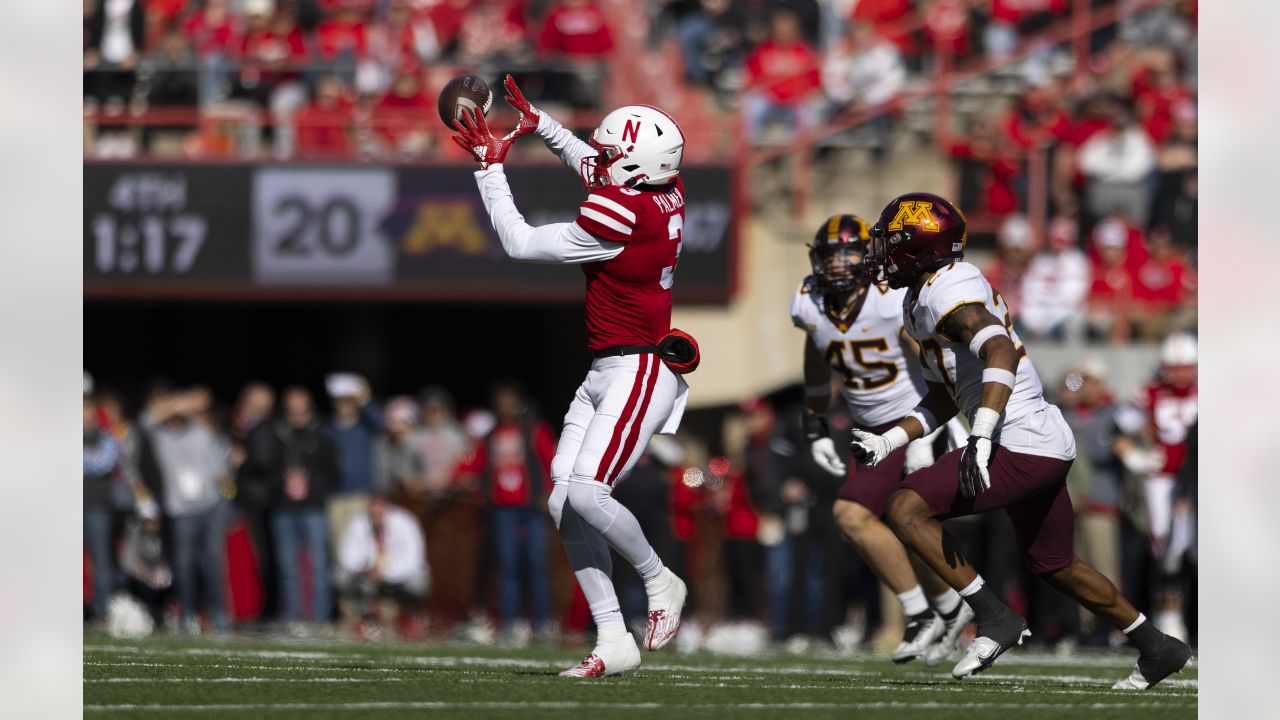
[
  {"left": 838, "top": 420, "right": 908, "bottom": 516},
  {"left": 900, "top": 445, "right": 1075, "bottom": 574}
]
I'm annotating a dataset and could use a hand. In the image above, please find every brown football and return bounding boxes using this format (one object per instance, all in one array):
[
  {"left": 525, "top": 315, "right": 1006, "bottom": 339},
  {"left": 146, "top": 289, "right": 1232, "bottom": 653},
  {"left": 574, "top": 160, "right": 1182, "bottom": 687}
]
[{"left": 438, "top": 74, "right": 494, "bottom": 127}]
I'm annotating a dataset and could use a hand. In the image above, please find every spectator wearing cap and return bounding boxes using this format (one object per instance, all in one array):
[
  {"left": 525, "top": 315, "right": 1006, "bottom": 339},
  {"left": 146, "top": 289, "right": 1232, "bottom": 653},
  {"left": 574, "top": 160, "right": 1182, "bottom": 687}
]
[
  {"left": 84, "top": 376, "right": 121, "bottom": 623},
  {"left": 417, "top": 387, "right": 471, "bottom": 495},
  {"left": 1020, "top": 216, "right": 1090, "bottom": 342},
  {"left": 1086, "top": 216, "right": 1143, "bottom": 341},
  {"left": 1056, "top": 360, "right": 1125, "bottom": 644},
  {"left": 325, "top": 373, "right": 384, "bottom": 560},
  {"left": 242, "top": 386, "right": 340, "bottom": 626},
  {"left": 140, "top": 386, "right": 232, "bottom": 634},
  {"left": 375, "top": 397, "right": 426, "bottom": 497},
  {"left": 462, "top": 381, "right": 555, "bottom": 639},
  {"left": 336, "top": 493, "right": 430, "bottom": 639},
  {"left": 985, "top": 214, "right": 1037, "bottom": 327},
  {"left": 743, "top": 9, "right": 823, "bottom": 144}
]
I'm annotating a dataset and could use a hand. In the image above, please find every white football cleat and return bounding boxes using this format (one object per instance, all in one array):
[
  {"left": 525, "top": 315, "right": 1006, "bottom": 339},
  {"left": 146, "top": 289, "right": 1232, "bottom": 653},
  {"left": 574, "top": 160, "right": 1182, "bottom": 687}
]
[
  {"left": 925, "top": 602, "right": 976, "bottom": 667},
  {"left": 892, "top": 611, "right": 945, "bottom": 664},
  {"left": 644, "top": 568, "right": 687, "bottom": 651},
  {"left": 558, "top": 634, "right": 641, "bottom": 678},
  {"left": 952, "top": 614, "right": 1030, "bottom": 679}
]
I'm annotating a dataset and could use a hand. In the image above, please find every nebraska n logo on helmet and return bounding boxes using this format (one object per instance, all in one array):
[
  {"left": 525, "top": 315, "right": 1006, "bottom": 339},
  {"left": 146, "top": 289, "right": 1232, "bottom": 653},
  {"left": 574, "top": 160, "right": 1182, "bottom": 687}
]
[
  {"left": 582, "top": 105, "right": 685, "bottom": 189},
  {"left": 808, "top": 214, "right": 873, "bottom": 294},
  {"left": 869, "top": 192, "right": 968, "bottom": 289}
]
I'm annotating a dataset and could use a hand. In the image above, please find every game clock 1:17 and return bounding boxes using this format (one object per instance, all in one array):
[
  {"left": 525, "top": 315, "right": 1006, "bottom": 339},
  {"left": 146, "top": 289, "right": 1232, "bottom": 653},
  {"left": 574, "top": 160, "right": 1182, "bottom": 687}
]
[{"left": 91, "top": 213, "right": 208, "bottom": 275}]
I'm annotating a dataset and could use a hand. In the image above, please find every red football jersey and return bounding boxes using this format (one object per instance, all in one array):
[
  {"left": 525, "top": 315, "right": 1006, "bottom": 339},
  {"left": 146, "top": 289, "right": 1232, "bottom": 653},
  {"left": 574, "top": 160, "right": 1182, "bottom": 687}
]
[
  {"left": 1134, "top": 380, "right": 1197, "bottom": 475},
  {"left": 574, "top": 178, "right": 685, "bottom": 352}
]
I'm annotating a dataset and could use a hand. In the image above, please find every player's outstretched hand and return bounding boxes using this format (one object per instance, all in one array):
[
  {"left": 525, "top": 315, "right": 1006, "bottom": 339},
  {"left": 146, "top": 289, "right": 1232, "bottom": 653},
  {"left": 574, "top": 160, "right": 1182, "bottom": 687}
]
[
  {"left": 958, "top": 435, "right": 992, "bottom": 498},
  {"left": 503, "top": 74, "right": 541, "bottom": 138},
  {"left": 810, "top": 437, "right": 846, "bottom": 477},
  {"left": 850, "top": 429, "right": 893, "bottom": 468},
  {"left": 451, "top": 108, "right": 520, "bottom": 169}
]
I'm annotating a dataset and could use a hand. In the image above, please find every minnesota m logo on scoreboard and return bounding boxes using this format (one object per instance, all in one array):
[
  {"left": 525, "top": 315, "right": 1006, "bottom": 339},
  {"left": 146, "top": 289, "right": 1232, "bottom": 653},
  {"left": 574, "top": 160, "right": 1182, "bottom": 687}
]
[{"left": 887, "top": 201, "right": 941, "bottom": 232}]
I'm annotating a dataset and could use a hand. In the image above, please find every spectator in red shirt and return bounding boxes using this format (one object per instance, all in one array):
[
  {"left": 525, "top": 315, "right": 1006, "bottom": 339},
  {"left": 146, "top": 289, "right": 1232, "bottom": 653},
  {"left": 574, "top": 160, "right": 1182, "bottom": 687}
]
[
  {"left": 184, "top": 0, "right": 243, "bottom": 105},
  {"left": 420, "top": 0, "right": 471, "bottom": 58},
  {"left": 465, "top": 382, "right": 555, "bottom": 638},
  {"left": 371, "top": 63, "right": 432, "bottom": 157},
  {"left": 949, "top": 113, "right": 1021, "bottom": 217},
  {"left": 743, "top": 9, "right": 822, "bottom": 143},
  {"left": 985, "top": 213, "right": 1037, "bottom": 322},
  {"left": 235, "top": 4, "right": 310, "bottom": 156},
  {"left": 295, "top": 74, "right": 355, "bottom": 158},
  {"left": 923, "top": 0, "right": 970, "bottom": 58},
  {"left": 316, "top": 4, "right": 371, "bottom": 62},
  {"left": 1086, "top": 217, "right": 1142, "bottom": 340},
  {"left": 850, "top": 0, "right": 913, "bottom": 55},
  {"left": 1131, "top": 225, "right": 1195, "bottom": 338},
  {"left": 538, "top": 0, "right": 613, "bottom": 59}
]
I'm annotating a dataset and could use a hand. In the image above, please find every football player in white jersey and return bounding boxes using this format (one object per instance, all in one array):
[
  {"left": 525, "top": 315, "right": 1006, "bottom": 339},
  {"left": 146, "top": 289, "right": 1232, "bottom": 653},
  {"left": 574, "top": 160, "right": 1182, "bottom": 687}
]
[
  {"left": 851, "top": 193, "right": 1191, "bottom": 689},
  {"left": 793, "top": 214, "right": 973, "bottom": 665}
]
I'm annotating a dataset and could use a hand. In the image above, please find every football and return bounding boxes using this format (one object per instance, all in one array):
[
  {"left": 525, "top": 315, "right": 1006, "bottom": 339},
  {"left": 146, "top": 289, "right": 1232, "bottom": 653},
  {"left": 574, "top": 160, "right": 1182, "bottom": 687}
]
[{"left": 438, "top": 74, "right": 494, "bottom": 127}]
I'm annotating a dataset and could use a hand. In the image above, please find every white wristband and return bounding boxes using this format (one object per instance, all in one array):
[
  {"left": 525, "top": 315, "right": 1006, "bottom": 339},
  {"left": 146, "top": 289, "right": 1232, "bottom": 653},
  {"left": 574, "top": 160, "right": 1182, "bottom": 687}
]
[
  {"left": 906, "top": 407, "right": 937, "bottom": 435},
  {"left": 969, "top": 325, "right": 1009, "bottom": 357},
  {"left": 970, "top": 407, "right": 1001, "bottom": 439},
  {"left": 981, "top": 368, "right": 1016, "bottom": 389},
  {"left": 883, "top": 425, "right": 910, "bottom": 451}
]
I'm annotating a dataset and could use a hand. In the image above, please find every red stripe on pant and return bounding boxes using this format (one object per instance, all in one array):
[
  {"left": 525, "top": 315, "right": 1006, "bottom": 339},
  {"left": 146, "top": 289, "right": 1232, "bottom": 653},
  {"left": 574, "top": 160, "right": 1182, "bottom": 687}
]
[
  {"left": 594, "top": 355, "right": 652, "bottom": 483},
  {"left": 607, "top": 354, "right": 661, "bottom": 486}
]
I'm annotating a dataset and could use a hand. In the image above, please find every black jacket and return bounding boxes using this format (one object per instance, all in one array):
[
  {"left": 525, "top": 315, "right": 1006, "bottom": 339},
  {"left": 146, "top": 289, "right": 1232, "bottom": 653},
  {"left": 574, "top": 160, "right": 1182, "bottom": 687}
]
[{"left": 238, "top": 419, "right": 339, "bottom": 511}]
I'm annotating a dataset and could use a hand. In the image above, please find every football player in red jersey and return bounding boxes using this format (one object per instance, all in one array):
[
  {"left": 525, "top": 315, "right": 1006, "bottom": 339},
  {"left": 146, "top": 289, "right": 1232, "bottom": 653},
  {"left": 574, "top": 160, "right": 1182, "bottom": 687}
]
[
  {"left": 1115, "top": 332, "right": 1198, "bottom": 641},
  {"left": 452, "top": 76, "right": 695, "bottom": 678},
  {"left": 850, "top": 192, "right": 1190, "bottom": 688}
]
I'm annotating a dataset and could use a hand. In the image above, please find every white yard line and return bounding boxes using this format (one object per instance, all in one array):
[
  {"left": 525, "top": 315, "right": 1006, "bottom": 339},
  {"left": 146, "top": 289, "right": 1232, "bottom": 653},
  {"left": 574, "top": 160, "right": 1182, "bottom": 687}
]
[
  {"left": 87, "top": 677, "right": 407, "bottom": 684},
  {"left": 84, "top": 700, "right": 1192, "bottom": 713}
]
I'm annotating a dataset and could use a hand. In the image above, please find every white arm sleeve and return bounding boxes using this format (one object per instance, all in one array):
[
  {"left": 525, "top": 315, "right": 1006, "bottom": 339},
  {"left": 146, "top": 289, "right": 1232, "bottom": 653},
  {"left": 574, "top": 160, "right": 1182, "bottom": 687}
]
[
  {"left": 474, "top": 164, "right": 624, "bottom": 264},
  {"left": 536, "top": 111, "right": 597, "bottom": 176}
]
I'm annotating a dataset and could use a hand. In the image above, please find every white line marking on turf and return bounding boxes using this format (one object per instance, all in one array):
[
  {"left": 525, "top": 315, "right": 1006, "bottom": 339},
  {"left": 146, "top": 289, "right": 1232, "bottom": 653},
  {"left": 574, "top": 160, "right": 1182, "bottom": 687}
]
[
  {"left": 87, "top": 677, "right": 407, "bottom": 683},
  {"left": 84, "top": 700, "right": 1193, "bottom": 713}
]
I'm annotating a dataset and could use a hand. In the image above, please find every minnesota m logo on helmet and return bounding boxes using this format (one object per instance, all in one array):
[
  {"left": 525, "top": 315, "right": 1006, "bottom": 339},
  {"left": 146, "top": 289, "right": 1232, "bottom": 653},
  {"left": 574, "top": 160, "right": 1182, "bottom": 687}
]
[
  {"left": 870, "top": 192, "right": 969, "bottom": 289},
  {"left": 887, "top": 201, "right": 941, "bottom": 232}
]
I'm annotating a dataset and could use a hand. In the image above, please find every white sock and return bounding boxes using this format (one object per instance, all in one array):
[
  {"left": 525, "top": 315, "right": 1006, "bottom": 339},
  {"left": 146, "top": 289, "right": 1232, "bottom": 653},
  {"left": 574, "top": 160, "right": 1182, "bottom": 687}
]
[
  {"left": 1123, "top": 613, "right": 1148, "bottom": 635},
  {"left": 596, "top": 620, "right": 630, "bottom": 645},
  {"left": 958, "top": 575, "right": 985, "bottom": 598},
  {"left": 637, "top": 550, "right": 665, "bottom": 585},
  {"left": 897, "top": 585, "right": 930, "bottom": 616},
  {"left": 931, "top": 589, "right": 962, "bottom": 616}
]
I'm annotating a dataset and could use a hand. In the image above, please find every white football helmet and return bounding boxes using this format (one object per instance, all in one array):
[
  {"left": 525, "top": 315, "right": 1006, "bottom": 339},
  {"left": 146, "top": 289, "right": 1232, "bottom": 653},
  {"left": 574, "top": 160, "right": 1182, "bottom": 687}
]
[
  {"left": 582, "top": 105, "right": 685, "bottom": 188},
  {"left": 1160, "top": 332, "right": 1197, "bottom": 366}
]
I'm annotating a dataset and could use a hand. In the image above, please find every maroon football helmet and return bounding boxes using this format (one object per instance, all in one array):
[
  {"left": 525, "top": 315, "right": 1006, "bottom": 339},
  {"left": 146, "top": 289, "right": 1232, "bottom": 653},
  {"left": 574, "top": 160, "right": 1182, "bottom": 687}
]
[
  {"left": 808, "top": 214, "right": 874, "bottom": 294},
  {"left": 868, "top": 192, "right": 968, "bottom": 289}
]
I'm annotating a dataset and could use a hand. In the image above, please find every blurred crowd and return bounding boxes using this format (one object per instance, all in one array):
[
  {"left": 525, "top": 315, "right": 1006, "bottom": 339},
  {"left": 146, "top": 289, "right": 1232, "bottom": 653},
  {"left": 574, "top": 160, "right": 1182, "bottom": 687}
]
[{"left": 84, "top": 336, "right": 1198, "bottom": 649}]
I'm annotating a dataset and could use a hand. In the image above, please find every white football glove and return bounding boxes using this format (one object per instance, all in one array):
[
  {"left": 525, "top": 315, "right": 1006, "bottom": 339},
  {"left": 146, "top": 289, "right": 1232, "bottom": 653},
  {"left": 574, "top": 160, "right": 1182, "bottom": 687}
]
[
  {"left": 903, "top": 435, "right": 936, "bottom": 475},
  {"left": 1120, "top": 445, "right": 1166, "bottom": 476},
  {"left": 810, "top": 437, "right": 847, "bottom": 477},
  {"left": 958, "top": 407, "right": 999, "bottom": 498},
  {"left": 850, "top": 427, "right": 908, "bottom": 467}
]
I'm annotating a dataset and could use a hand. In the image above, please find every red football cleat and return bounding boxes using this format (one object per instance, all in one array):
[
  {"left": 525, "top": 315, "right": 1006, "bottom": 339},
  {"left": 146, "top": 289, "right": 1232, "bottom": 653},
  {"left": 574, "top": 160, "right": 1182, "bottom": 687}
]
[{"left": 558, "top": 653, "right": 607, "bottom": 678}]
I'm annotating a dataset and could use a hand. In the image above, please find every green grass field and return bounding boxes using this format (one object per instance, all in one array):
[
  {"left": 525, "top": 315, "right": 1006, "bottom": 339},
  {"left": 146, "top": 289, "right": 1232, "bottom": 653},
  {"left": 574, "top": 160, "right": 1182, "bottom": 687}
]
[{"left": 84, "top": 633, "right": 1196, "bottom": 719}]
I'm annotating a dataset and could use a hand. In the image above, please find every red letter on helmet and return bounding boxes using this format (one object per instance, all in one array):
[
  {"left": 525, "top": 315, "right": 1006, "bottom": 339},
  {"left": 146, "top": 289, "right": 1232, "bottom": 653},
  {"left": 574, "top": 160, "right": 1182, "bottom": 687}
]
[{"left": 622, "top": 119, "right": 641, "bottom": 145}]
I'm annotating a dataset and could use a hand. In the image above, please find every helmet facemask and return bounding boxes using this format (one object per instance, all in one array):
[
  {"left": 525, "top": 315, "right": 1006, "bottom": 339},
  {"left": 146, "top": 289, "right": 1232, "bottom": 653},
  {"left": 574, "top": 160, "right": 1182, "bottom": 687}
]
[
  {"left": 810, "top": 244, "right": 871, "bottom": 294},
  {"left": 581, "top": 138, "right": 626, "bottom": 188}
]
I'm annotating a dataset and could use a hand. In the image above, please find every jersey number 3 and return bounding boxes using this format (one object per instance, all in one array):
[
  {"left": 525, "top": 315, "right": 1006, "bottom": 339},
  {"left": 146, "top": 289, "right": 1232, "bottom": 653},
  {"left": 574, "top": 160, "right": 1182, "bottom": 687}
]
[{"left": 659, "top": 215, "right": 683, "bottom": 290}]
